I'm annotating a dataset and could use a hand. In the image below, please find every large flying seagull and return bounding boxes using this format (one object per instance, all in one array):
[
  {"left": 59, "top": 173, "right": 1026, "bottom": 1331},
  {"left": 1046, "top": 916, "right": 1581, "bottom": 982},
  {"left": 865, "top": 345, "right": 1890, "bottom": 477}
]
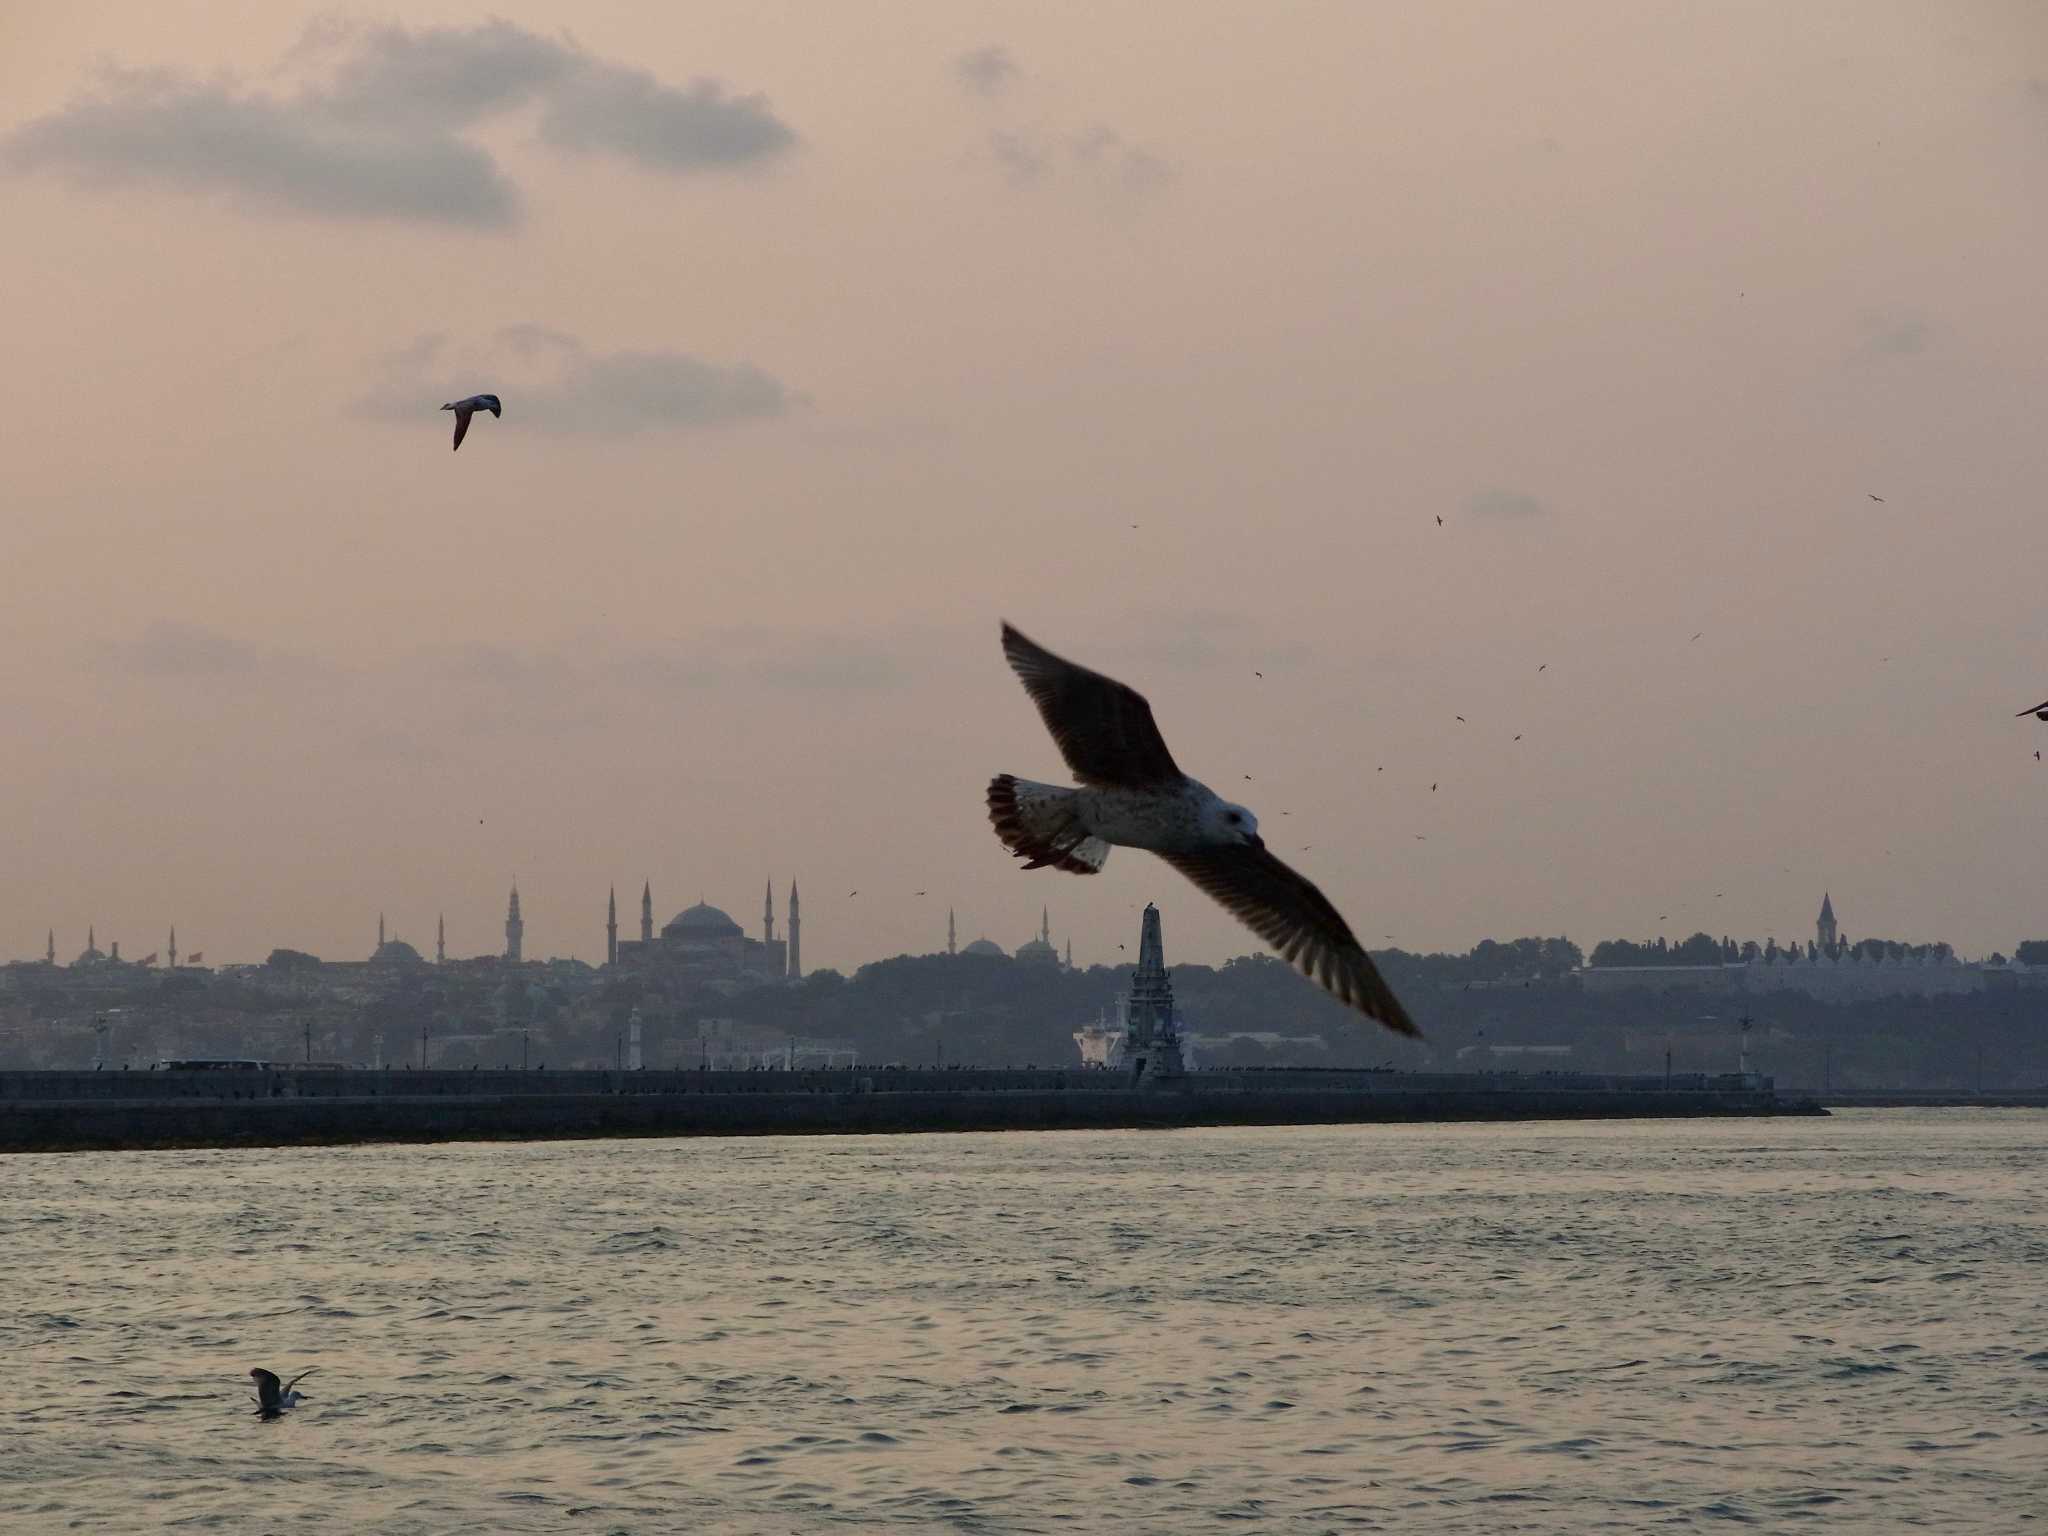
[
  {"left": 987, "top": 622, "right": 1417, "bottom": 1036},
  {"left": 440, "top": 394, "right": 501, "bottom": 451}
]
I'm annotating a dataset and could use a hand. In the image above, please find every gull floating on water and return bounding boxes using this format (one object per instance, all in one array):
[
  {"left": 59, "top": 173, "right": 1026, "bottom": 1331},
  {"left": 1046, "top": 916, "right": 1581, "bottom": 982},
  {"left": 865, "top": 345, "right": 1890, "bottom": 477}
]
[
  {"left": 250, "top": 1366, "right": 316, "bottom": 1416},
  {"left": 987, "top": 622, "right": 1417, "bottom": 1036},
  {"left": 440, "top": 393, "right": 501, "bottom": 451}
]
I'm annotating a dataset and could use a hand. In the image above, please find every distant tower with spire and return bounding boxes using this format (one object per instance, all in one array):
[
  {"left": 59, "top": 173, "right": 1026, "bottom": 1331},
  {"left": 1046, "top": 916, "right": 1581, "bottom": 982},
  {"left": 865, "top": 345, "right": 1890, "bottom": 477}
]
[
  {"left": 764, "top": 879, "right": 775, "bottom": 945},
  {"left": 787, "top": 881, "right": 801, "bottom": 980},
  {"left": 641, "top": 881, "right": 653, "bottom": 944},
  {"left": 377, "top": 913, "right": 385, "bottom": 954},
  {"left": 1041, "top": 906, "right": 1051, "bottom": 947},
  {"left": 1122, "top": 903, "right": 1184, "bottom": 1080},
  {"left": 437, "top": 913, "right": 446, "bottom": 965},
  {"left": 168, "top": 926, "right": 177, "bottom": 970},
  {"left": 947, "top": 908, "right": 957, "bottom": 956},
  {"left": 46, "top": 930, "right": 55, "bottom": 965},
  {"left": 606, "top": 886, "right": 618, "bottom": 967},
  {"left": 505, "top": 882, "right": 524, "bottom": 963},
  {"left": 1817, "top": 892, "right": 1838, "bottom": 958}
]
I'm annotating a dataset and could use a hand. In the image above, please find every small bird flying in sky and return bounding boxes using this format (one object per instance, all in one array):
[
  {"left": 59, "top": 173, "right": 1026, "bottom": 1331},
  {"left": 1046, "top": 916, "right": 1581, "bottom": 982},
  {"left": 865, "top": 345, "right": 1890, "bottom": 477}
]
[
  {"left": 987, "top": 623, "right": 1416, "bottom": 1035},
  {"left": 441, "top": 393, "right": 501, "bottom": 451},
  {"left": 250, "top": 1366, "right": 315, "bottom": 1416},
  {"left": 1868, "top": 493, "right": 1885, "bottom": 502}
]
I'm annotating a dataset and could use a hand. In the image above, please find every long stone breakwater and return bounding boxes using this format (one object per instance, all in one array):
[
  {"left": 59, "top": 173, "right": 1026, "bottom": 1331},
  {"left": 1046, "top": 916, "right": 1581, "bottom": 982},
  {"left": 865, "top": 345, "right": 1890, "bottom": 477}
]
[{"left": 0, "top": 1066, "right": 1820, "bottom": 1152}]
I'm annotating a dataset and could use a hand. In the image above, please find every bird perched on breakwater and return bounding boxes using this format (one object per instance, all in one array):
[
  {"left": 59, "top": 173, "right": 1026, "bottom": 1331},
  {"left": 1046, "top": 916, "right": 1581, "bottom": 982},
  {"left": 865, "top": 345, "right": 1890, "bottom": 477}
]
[
  {"left": 440, "top": 393, "right": 501, "bottom": 451},
  {"left": 249, "top": 1366, "right": 316, "bottom": 1416},
  {"left": 986, "top": 622, "right": 1417, "bottom": 1036}
]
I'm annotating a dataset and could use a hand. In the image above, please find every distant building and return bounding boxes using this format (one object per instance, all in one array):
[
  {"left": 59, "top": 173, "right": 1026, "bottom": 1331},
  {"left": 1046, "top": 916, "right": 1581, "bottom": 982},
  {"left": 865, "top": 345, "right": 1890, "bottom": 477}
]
[
  {"left": 612, "top": 880, "right": 791, "bottom": 989},
  {"left": 1580, "top": 892, "right": 1989, "bottom": 1000}
]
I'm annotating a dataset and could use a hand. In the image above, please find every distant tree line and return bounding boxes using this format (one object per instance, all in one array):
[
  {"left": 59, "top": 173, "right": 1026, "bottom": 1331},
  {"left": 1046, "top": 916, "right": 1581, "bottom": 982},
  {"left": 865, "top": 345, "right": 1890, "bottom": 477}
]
[{"left": 1588, "top": 933, "right": 1955, "bottom": 968}]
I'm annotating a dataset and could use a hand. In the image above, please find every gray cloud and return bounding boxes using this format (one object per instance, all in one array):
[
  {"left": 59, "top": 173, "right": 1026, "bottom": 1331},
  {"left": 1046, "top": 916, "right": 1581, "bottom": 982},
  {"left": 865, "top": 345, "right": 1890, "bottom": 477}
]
[
  {"left": 984, "top": 124, "right": 1175, "bottom": 201},
  {"left": 1465, "top": 488, "right": 1550, "bottom": 520},
  {"left": 3, "top": 69, "right": 519, "bottom": 226},
  {"left": 103, "top": 621, "right": 316, "bottom": 679},
  {"left": 4, "top": 21, "right": 794, "bottom": 227},
  {"left": 1861, "top": 309, "right": 1931, "bottom": 357},
  {"left": 360, "top": 328, "right": 791, "bottom": 435},
  {"left": 1072, "top": 125, "right": 1175, "bottom": 197},
  {"left": 989, "top": 129, "right": 1049, "bottom": 186},
  {"left": 540, "top": 64, "right": 794, "bottom": 170},
  {"left": 957, "top": 46, "right": 1019, "bottom": 97}
]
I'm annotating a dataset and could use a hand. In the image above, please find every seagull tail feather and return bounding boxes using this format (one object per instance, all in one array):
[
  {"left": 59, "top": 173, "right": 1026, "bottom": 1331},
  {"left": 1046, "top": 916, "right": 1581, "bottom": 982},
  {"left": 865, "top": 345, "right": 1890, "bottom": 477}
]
[{"left": 987, "top": 775, "right": 1109, "bottom": 874}]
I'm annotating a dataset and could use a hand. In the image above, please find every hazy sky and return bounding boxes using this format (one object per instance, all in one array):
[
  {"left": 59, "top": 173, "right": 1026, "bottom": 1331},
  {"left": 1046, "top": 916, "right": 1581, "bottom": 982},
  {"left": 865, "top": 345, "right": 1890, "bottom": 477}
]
[{"left": 4, "top": 2, "right": 2046, "bottom": 972}]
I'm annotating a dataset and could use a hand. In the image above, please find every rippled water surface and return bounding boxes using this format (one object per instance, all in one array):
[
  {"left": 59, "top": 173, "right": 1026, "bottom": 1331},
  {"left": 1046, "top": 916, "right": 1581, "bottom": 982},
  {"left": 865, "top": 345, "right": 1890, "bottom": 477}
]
[{"left": 3, "top": 1111, "right": 2044, "bottom": 1532}]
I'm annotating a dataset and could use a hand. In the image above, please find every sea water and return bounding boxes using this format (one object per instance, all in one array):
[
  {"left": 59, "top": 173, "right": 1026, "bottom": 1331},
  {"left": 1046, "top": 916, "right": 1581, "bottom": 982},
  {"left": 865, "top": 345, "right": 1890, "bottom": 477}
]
[{"left": 2, "top": 1110, "right": 2041, "bottom": 1532}]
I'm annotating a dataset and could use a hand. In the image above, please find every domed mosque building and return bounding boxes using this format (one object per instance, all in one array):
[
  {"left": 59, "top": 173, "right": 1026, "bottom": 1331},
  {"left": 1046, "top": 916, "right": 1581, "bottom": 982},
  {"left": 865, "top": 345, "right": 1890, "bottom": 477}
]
[{"left": 611, "top": 879, "right": 798, "bottom": 991}]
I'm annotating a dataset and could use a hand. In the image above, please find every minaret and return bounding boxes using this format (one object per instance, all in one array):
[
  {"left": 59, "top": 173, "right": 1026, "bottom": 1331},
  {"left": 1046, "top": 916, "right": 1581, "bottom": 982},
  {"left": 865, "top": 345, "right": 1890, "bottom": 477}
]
[
  {"left": 505, "top": 882, "right": 524, "bottom": 963},
  {"left": 1817, "top": 892, "right": 1838, "bottom": 957},
  {"left": 764, "top": 879, "right": 775, "bottom": 944},
  {"left": 787, "top": 881, "right": 801, "bottom": 979},
  {"left": 168, "top": 926, "right": 177, "bottom": 970},
  {"left": 947, "top": 908, "right": 957, "bottom": 956},
  {"left": 1065, "top": 938, "right": 1072, "bottom": 970},
  {"left": 377, "top": 913, "right": 385, "bottom": 953},
  {"left": 1041, "top": 905, "right": 1051, "bottom": 946},
  {"left": 437, "top": 913, "right": 446, "bottom": 965},
  {"left": 46, "top": 930, "right": 55, "bottom": 964},
  {"left": 606, "top": 887, "right": 618, "bottom": 967},
  {"left": 641, "top": 881, "right": 653, "bottom": 944},
  {"left": 88, "top": 924, "right": 95, "bottom": 955}
]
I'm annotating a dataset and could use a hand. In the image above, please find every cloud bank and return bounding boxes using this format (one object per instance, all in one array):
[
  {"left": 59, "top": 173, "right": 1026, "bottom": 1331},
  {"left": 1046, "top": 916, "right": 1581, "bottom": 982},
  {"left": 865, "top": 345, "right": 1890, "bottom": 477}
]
[
  {"left": 362, "top": 328, "right": 791, "bottom": 435},
  {"left": 956, "top": 46, "right": 1019, "bottom": 97},
  {"left": 3, "top": 20, "right": 795, "bottom": 227}
]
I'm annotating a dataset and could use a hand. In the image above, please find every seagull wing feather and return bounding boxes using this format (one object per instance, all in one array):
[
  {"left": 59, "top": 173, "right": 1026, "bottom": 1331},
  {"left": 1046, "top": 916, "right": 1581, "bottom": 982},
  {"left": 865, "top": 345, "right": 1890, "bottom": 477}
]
[
  {"left": 1001, "top": 622, "right": 1181, "bottom": 787},
  {"left": 451, "top": 408, "right": 472, "bottom": 451},
  {"left": 1161, "top": 845, "right": 1419, "bottom": 1037}
]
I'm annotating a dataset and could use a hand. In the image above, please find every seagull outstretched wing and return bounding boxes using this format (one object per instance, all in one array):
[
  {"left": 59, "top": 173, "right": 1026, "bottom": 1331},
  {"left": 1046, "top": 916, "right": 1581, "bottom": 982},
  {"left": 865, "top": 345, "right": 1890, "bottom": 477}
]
[
  {"left": 2017, "top": 700, "right": 2048, "bottom": 718},
  {"left": 1001, "top": 622, "right": 1181, "bottom": 786},
  {"left": 450, "top": 406, "right": 473, "bottom": 451},
  {"left": 1162, "top": 845, "right": 1419, "bottom": 1035}
]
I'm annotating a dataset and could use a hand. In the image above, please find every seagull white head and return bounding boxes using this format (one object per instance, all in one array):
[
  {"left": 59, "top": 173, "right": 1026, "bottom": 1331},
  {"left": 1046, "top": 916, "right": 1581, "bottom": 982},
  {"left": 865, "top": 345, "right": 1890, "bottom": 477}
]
[{"left": 1202, "top": 797, "right": 1262, "bottom": 849}]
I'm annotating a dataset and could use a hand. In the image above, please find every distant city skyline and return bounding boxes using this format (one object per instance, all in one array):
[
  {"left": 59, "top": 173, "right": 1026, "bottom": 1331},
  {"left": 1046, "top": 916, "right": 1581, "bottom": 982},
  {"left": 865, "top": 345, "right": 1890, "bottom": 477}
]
[{"left": 14, "top": 882, "right": 2026, "bottom": 975}]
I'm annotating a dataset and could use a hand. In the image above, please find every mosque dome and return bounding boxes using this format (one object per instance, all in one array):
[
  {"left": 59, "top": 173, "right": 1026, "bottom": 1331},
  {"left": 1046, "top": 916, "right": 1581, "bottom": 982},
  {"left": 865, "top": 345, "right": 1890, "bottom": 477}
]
[
  {"left": 1015, "top": 937, "right": 1058, "bottom": 965},
  {"left": 961, "top": 937, "right": 1007, "bottom": 959},
  {"left": 372, "top": 939, "right": 425, "bottom": 967},
  {"left": 663, "top": 902, "right": 743, "bottom": 941}
]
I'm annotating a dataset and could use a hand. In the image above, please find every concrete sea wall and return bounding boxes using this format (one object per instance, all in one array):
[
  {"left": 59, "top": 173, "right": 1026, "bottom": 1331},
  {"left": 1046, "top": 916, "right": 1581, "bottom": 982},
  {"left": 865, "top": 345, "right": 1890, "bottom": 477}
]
[{"left": 0, "top": 1067, "right": 1816, "bottom": 1152}]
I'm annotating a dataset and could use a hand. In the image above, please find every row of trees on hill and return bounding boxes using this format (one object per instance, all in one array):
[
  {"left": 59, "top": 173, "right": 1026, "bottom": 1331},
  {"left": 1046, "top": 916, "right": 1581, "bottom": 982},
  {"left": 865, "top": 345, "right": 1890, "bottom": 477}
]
[{"left": 1589, "top": 933, "right": 1956, "bottom": 968}]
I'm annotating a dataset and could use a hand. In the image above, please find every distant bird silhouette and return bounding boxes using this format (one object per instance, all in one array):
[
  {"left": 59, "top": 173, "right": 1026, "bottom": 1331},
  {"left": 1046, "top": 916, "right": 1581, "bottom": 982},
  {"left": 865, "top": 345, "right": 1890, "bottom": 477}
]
[
  {"left": 250, "top": 1366, "right": 315, "bottom": 1416},
  {"left": 2037, "top": 751, "right": 2042, "bottom": 762},
  {"left": 1691, "top": 633, "right": 1703, "bottom": 641},
  {"left": 2017, "top": 700, "right": 2048, "bottom": 721},
  {"left": 1436, "top": 515, "right": 1443, "bottom": 525},
  {"left": 1431, "top": 782, "right": 1437, "bottom": 792},
  {"left": 1455, "top": 716, "right": 1465, "bottom": 722},
  {"left": 441, "top": 394, "right": 501, "bottom": 451},
  {"left": 1254, "top": 670, "right": 1262, "bottom": 678},
  {"left": 1537, "top": 664, "right": 1547, "bottom": 672},
  {"left": 913, "top": 890, "right": 926, "bottom": 896},
  {"left": 1868, "top": 493, "right": 1885, "bottom": 503},
  {"left": 988, "top": 622, "right": 1416, "bottom": 1035},
  {"left": 848, "top": 891, "right": 858, "bottom": 897}
]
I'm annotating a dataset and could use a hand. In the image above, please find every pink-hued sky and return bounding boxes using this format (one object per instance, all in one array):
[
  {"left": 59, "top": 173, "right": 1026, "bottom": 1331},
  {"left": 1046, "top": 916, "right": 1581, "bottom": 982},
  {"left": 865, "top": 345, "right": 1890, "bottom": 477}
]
[{"left": 3, "top": 1, "right": 2046, "bottom": 972}]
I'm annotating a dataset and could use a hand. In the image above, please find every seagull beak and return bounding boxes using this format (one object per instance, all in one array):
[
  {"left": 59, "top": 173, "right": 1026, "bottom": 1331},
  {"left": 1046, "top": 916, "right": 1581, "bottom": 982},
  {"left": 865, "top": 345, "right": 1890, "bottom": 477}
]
[{"left": 1244, "top": 832, "right": 1265, "bottom": 851}]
